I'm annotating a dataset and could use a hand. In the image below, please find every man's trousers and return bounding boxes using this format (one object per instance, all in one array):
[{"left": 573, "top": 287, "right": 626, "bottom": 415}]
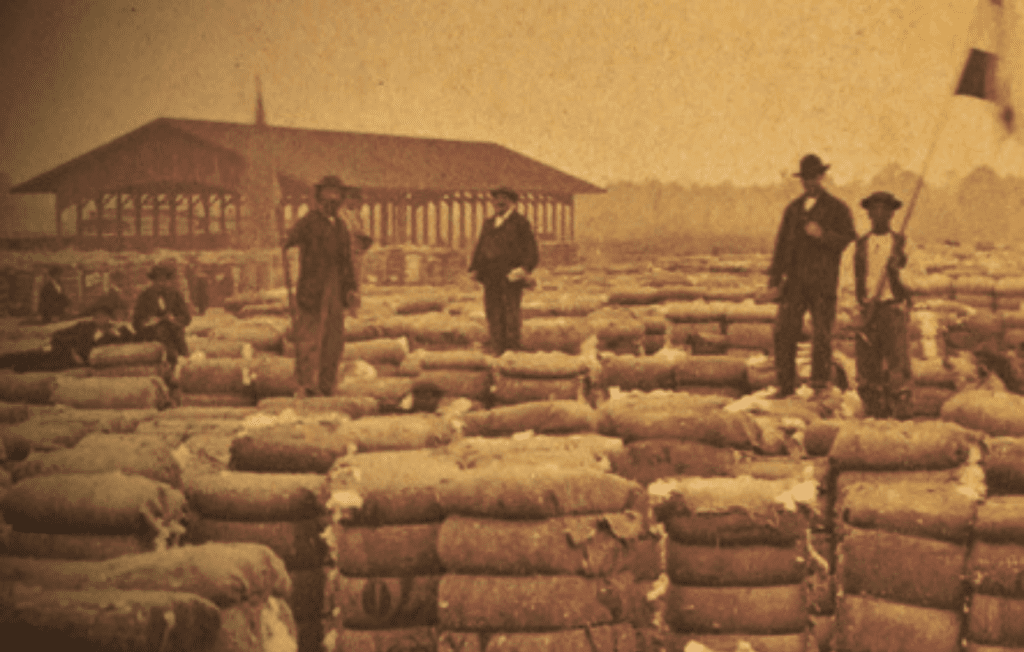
[
  {"left": 483, "top": 278, "right": 524, "bottom": 355},
  {"left": 856, "top": 301, "right": 911, "bottom": 418},
  {"left": 294, "top": 278, "right": 346, "bottom": 396},
  {"left": 774, "top": 286, "right": 837, "bottom": 395}
]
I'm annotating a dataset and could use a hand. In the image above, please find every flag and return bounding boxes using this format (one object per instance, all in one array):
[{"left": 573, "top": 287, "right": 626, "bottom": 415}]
[{"left": 955, "top": 0, "right": 1023, "bottom": 135}]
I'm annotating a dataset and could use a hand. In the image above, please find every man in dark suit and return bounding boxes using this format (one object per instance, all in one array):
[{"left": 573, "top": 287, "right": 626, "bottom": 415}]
[
  {"left": 38, "top": 265, "right": 70, "bottom": 323},
  {"left": 767, "top": 154, "right": 856, "bottom": 397},
  {"left": 133, "top": 260, "right": 191, "bottom": 364},
  {"left": 854, "top": 191, "right": 911, "bottom": 418},
  {"left": 469, "top": 187, "right": 539, "bottom": 355},
  {"left": 284, "top": 175, "right": 359, "bottom": 397}
]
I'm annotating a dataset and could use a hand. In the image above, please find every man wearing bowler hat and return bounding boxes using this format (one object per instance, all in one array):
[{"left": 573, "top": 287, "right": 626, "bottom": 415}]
[
  {"left": 469, "top": 187, "right": 539, "bottom": 355},
  {"left": 766, "top": 154, "right": 856, "bottom": 398},
  {"left": 134, "top": 259, "right": 192, "bottom": 364},
  {"left": 854, "top": 191, "right": 911, "bottom": 418},
  {"left": 38, "top": 265, "right": 70, "bottom": 323},
  {"left": 283, "top": 175, "right": 358, "bottom": 397}
]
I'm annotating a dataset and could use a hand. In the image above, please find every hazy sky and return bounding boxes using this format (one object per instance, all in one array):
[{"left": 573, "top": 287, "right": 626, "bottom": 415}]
[{"left": 2, "top": 0, "right": 1022, "bottom": 191}]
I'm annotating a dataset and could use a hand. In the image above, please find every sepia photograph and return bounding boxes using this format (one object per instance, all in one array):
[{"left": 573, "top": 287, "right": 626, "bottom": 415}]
[{"left": 1, "top": 1, "right": 1023, "bottom": 650}]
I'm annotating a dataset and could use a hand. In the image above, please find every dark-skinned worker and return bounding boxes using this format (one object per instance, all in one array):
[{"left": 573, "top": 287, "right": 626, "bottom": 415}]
[{"left": 133, "top": 259, "right": 191, "bottom": 365}]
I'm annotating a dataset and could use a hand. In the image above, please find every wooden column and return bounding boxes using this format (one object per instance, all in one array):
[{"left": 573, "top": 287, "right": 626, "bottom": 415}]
[
  {"left": 76, "top": 201, "right": 83, "bottom": 240},
  {"left": 115, "top": 193, "right": 124, "bottom": 247},
  {"left": 135, "top": 193, "right": 143, "bottom": 239},
  {"left": 568, "top": 200, "right": 575, "bottom": 241}
]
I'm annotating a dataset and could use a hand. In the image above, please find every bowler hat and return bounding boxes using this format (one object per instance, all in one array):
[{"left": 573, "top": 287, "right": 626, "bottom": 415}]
[
  {"left": 794, "top": 154, "right": 830, "bottom": 179},
  {"left": 315, "top": 175, "right": 346, "bottom": 194},
  {"left": 490, "top": 186, "right": 519, "bottom": 202},
  {"left": 147, "top": 260, "right": 176, "bottom": 280},
  {"left": 861, "top": 191, "right": 903, "bottom": 210}
]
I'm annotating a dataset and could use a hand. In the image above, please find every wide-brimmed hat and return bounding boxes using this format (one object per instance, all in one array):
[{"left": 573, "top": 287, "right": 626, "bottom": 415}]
[
  {"left": 861, "top": 191, "right": 903, "bottom": 211},
  {"left": 147, "top": 260, "right": 176, "bottom": 280},
  {"left": 490, "top": 186, "right": 519, "bottom": 202},
  {"left": 314, "top": 175, "right": 346, "bottom": 195},
  {"left": 794, "top": 154, "right": 830, "bottom": 179}
]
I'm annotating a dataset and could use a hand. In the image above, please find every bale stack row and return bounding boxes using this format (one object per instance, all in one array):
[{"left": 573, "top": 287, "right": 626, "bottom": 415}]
[
  {"left": 318, "top": 434, "right": 651, "bottom": 652},
  {"left": 827, "top": 419, "right": 987, "bottom": 652},
  {"left": 493, "top": 351, "right": 589, "bottom": 405},
  {"left": 651, "top": 474, "right": 817, "bottom": 652}
]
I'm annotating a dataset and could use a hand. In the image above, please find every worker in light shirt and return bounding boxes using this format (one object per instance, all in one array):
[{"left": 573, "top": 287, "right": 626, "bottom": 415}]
[{"left": 853, "top": 191, "right": 911, "bottom": 419}]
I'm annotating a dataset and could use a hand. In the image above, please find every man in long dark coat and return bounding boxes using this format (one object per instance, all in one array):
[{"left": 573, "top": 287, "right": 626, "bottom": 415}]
[
  {"left": 767, "top": 154, "right": 856, "bottom": 397},
  {"left": 133, "top": 260, "right": 191, "bottom": 364},
  {"left": 38, "top": 265, "right": 70, "bottom": 323},
  {"left": 854, "top": 191, "right": 911, "bottom": 418},
  {"left": 284, "top": 175, "right": 358, "bottom": 397},
  {"left": 469, "top": 186, "right": 539, "bottom": 355}
]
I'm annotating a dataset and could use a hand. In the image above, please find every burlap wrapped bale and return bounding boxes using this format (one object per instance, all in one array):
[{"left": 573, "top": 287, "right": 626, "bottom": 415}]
[
  {"left": 520, "top": 317, "right": 593, "bottom": 354},
  {"left": 835, "top": 594, "right": 962, "bottom": 652},
  {"left": 985, "top": 438, "right": 1024, "bottom": 494},
  {"left": 829, "top": 420, "right": 982, "bottom": 471},
  {"left": 665, "top": 584, "right": 807, "bottom": 635},
  {"left": 724, "top": 322, "right": 775, "bottom": 352},
  {"left": 343, "top": 337, "right": 410, "bottom": 365},
  {"left": 328, "top": 626, "right": 437, "bottom": 652},
  {"left": 345, "top": 414, "right": 460, "bottom": 451},
  {"left": 159, "top": 405, "right": 258, "bottom": 420},
  {"left": 11, "top": 435, "right": 181, "bottom": 487},
  {"left": 613, "top": 440, "right": 735, "bottom": 485},
  {"left": 970, "top": 594, "right": 1024, "bottom": 647},
  {"left": 406, "top": 314, "right": 489, "bottom": 350},
  {"left": 942, "top": 389, "right": 1024, "bottom": 438},
  {"left": 178, "top": 395, "right": 254, "bottom": 410},
  {"left": 0, "top": 401, "right": 29, "bottom": 424},
  {"left": 437, "top": 466, "right": 645, "bottom": 519},
  {"left": 838, "top": 526, "right": 968, "bottom": 609},
  {"left": 838, "top": 480, "right": 978, "bottom": 543},
  {"left": 186, "top": 337, "right": 253, "bottom": 359},
  {"left": 334, "top": 377, "right": 415, "bottom": 412},
  {"left": 230, "top": 421, "right": 356, "bottom": 473},
  {"left": 600, "top": 355, "right": 677, "bottom": 391},
  {"left": 674, "top": 355, "right": 748, "bottom": 387},
  {"left": 1, "top": 471, "right": 187, "bottom": 537},
  {"left": 445, "top": 434, "right": 623, "bottom": 472},
  {"left": 665, "top": 301, "right": 728, "bottom": 324},
  {"left": 185, "top": 472, "right": 324, "bottom": 521},
  {"left": 0, "top": 371, "right": 58, "bottom": 404},
  {"left": 188, "top": 518, "right": 325, "bottom": 570},
  {"left": 1, "top": 419, "right": 91, "bottom": 456},
  {"left": 0, "top": 541, "right": 291, "bottom": 607},
  {"left": 437, "top": 573, "right": 641, "bottom": 632},
  {"left": 597, "top": 392, "right": 756, "bottom": 448},
  {"left": 608, "top": 288, "right": 662, "bottom": 305},
  {"left": 210, "top": 321, "right": 284, "bottom": 352},
  {"left": 654, "top": 476, "right": 810, "bottom": 546},
  {"left": 256, "top": 395, "right": 379, "bottom": 418},
  {"left": 914, "top": 386, "right": 957, "bottom": 418},
  {"left": 969, "top": 541, "right": 1024, "bottom": 597},
  {"left": 977, "top": 497, "right": 1024, "bottom": 542},
  {"left": 179, "top": 358, "right": 253, "bottom": 394},
  {"left": 328, "top": 522, "right": 442, "bottom": 576},
  {"left": 665, "top": 632, "right": 808, "bottom": 652},
  {"left": 495, "top": 350, "right": 589, "bottom": 378},
  {"left": 251, "top": 355, "right": 298, "bottom": 397},
  {"left": 666, "top": 541, "right": 805, "bottom": 587},
  {"left": 415, "top": 370, "right": 492, "bottom": 400},
  {"left": 460, "top": 400, "right": 597, "bottom": 436},
  {"left": 213, "top": 594, "right": 298, "bottom": 652},
  {"left": 437, "top": 513, "right": 657, "bottom": 578},
  {"left": 88, "top": 341, "right": 166, "bottom": 367},
  {"left": 964, "top": 644, "right": 1024, "bottom": 652},
  {"left": 327, "top": 574, "right": 439, "bottom": 629},
  {"left": 440, "top": 624, "right": 639, "bottom": 652},
  {"left": 0, "top": 584, "right": 221, "bottom": 652},
  {"left": 50, "top": 375, "right": 172, "bottom": 410},
  {"left": 1, "top": 531, "right": 156, "bottom": 560},
  {"left": 88, "top": 363, "right": 169, "bottom": 378},
  {"left": 804, "top": 419, "right": 842, "bottom": 457},
  {"left": 417, "top": 349, "right": 491, "bottom": 371},
  {"left": 493, "top": 374, "right": 583, "bottom": 403},
  {"left": 723, "top": 302, "right": 778, "bottom": 323}
]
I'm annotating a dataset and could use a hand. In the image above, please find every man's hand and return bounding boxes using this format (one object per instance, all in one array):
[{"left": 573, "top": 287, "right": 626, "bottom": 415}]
[
  {"left": 804, "top": 221, "right": 824, "bottom": 239},
  {"left": 507, "top": 267, "right": 528, "bottom": 283},
  {"left": 143, "top": 316, "right": 161, "bottom": 328}
]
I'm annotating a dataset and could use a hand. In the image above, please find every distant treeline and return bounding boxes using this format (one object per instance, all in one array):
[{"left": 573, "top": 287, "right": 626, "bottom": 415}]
[{"left": 575, "top": 164, "right": 1024, "bottom": 258}]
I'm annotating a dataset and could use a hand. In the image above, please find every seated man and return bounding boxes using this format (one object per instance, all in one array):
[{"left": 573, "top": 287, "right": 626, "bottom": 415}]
[
  {"left": 133, "top": 260, "right": 191, "bottom": 364},
  {"left": 1, "top": 296, "right": 133, "bottom": 372},
  {"left": 38, "top": 265, "right": 70, "bottom": 323}
]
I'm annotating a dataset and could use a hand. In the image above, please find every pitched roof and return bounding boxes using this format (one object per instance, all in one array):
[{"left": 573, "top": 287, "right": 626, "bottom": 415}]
[{"left": 13, "top": 118, "right": 603, "bottom": 196}]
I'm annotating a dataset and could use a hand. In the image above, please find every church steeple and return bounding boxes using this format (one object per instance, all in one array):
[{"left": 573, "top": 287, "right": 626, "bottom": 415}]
[{"left": 254, "top": 75, "right": 266, "bottom": 126}]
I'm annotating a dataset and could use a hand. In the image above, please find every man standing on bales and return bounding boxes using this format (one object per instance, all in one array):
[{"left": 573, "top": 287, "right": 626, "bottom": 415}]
[
  {"left": 283, "top": 175, "right": 359, "bottom": 397},
  {"left": 766, "top": 154, "right": 856, "bottom": 398}
]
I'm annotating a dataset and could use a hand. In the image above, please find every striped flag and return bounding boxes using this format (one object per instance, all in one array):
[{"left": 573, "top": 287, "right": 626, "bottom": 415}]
[{"left": 955, "top": 0, "right": 1023, "bottom": 135}]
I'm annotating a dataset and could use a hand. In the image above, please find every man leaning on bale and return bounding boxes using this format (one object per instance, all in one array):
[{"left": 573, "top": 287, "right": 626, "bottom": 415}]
[
  {"left": 133, "top": 260, "right": 191, "bottom": 365},
  {"left": 283, "top": 175, "right": 362, "bottom": 398},
  {"left": 469, "top": 186, "right": 539, "bottom": 355}
]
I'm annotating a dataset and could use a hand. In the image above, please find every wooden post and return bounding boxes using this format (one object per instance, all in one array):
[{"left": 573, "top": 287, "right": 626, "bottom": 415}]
[
  {"left": 135, "top": 193, "right": 142, "bottom": 241},
  {"left": 76, "top": 201, "right": 82, "bottom": 240},
  {"left": 569, "top": 199, "right": 575, "bottom": 241},
  {"left": 115, "top": 192, "right": 123, "bottom": 247}
]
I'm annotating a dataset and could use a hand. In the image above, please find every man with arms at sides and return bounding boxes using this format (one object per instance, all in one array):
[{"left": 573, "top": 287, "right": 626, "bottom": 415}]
[
  {"left": 38, "top": 265, "right": 70, "bottom": 323},
  {"left": 284, "top": 175, "right": 358, "bottom": 397},
  {"left": 766, "top": 154, "right": 856, "bottom": 398},
  {"left": 469, "top": 186, "right": 539, "bottom": 355}
]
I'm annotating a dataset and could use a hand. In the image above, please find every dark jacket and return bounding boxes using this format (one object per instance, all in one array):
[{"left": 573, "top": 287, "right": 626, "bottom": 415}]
[
  {"left": 132, "top": 285, "right": 192, "bottom": 333},
  {"left": 285, "top": 208, "right": 357, "bottom": 312},
  {"left": 769, "top": 190, "right": 856, "bottom": 297},
  {"left": 51, "top": 319, "right": 135, "bottom": 366},
  {"left": 39, "top": 278, "right": 70, "bottom": 322},
  {"left": 469, "top": 212, "right": 539, "bottom": 285},
  {"left": 854, "top": 231, "right": 909, "bottom": 305}
]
